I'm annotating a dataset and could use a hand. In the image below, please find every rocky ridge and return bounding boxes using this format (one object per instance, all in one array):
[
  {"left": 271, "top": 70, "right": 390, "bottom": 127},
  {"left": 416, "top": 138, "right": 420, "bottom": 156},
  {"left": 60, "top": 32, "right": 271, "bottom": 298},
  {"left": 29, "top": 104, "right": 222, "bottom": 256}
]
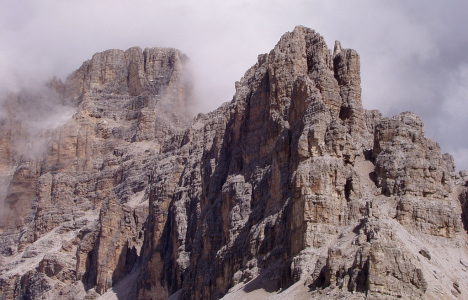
[{"left": 1, "top": 26, "right": 468, "bottom": 300}]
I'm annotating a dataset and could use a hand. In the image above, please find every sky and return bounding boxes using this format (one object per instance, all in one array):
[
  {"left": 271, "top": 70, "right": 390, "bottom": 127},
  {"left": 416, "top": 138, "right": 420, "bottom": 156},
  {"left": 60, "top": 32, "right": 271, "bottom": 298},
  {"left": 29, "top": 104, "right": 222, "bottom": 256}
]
[{"left": 1, "top": 0, "right": 468, "bottom": 170}]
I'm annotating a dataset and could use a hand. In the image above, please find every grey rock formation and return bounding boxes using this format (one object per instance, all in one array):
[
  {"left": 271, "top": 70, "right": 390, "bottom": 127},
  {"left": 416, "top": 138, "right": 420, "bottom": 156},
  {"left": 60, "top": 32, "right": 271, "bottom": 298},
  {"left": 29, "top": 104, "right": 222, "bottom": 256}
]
[
  {"left": 0, "top": 46, "right": 190, "bottom": 299},
  {"left": 1, "top": 26, "right": 468, "bottom": 300}
]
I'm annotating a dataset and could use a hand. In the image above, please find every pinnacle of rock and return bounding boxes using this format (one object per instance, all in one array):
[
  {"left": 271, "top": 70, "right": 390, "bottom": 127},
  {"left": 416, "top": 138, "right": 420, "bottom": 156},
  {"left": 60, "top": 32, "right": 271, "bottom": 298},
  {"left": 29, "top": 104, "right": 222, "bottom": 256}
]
[
  {"left": 333, "top": 40, "right": 342, "bottom": 55},
  {"left": 1, "top": 26, "right": 468, "bottom": 300}
]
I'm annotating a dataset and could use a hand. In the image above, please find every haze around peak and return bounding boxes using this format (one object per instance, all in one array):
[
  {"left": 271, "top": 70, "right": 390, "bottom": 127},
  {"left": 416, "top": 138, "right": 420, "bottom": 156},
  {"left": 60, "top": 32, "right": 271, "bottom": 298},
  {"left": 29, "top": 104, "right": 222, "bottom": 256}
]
[{"left": 1, "top": 0, "right": 468, "bottom": 170}]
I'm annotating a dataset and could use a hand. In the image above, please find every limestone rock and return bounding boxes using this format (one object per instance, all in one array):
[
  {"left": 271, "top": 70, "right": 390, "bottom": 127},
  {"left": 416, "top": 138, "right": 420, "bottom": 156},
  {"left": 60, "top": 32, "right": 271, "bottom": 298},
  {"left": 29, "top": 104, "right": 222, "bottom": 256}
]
[
  {"left": 419, "top": 248, "right": 431, "bottom": 260},
  {"left": 1, "top": 26, "right": 468, "bottom": 300},
  {"left": 373, "top": 112, "right": 450, "bottom": 199},
  {"left": 0, "top": 46, "right": 191, "bottom": 299}
]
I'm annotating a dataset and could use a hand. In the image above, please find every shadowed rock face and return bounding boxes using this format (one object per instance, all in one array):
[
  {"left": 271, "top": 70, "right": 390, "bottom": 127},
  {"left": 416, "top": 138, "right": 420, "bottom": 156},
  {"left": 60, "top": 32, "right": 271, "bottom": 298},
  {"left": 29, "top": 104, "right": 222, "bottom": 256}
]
[{"left": 1, "top": 26, "right": 468, "bottom": 300}]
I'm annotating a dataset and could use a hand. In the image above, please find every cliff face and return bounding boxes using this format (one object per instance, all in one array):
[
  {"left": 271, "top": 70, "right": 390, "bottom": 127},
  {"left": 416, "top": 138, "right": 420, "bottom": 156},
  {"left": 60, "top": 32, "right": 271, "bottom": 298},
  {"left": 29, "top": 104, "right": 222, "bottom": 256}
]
[
  {"left": 0, "top": 47, "right": 190, "bottom": 299},
  {"left": 1, "top": 26, "right": 468, "bottom": 300}
]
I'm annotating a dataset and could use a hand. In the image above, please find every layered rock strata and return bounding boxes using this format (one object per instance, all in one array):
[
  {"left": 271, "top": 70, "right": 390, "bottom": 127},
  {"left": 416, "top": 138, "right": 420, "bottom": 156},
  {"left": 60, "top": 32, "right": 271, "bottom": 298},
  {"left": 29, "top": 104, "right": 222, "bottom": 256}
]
[
  {"left": 0, "top": 47, "right": 190, "bottom": 299},
  {"left": 1, "top": 26, "right": 468, "bottom": 300}
]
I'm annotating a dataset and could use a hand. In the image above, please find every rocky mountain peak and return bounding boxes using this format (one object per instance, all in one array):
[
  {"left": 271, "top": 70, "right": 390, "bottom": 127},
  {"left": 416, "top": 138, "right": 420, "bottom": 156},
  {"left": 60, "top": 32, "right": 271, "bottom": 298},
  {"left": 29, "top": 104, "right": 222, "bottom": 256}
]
[
  {"left": 1, "top": 26, "right": 468, "bottom": 300},
  {"left": 333, "top": 40, "right": 342, "bottom": 55}
]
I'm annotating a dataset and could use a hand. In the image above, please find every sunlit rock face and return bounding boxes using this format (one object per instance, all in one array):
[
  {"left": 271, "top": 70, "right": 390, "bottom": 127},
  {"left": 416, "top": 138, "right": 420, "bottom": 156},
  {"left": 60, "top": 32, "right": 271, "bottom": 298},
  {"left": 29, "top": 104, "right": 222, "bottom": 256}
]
[
  {"left": 0, "top": 47, "right": 190, "bottom": 299},
  {"left": 1, "top": 26, "right": 468, "bottom": 300}
]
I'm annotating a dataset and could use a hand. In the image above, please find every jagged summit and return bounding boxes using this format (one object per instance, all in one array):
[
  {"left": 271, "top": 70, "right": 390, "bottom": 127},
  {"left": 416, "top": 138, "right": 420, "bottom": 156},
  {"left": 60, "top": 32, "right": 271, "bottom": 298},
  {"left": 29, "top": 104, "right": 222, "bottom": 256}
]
[
  {"left": 333, "top": 40, "right": 342, "bottom": 55},
  {"left": 1, "top": 26, "right": 468, "bottom": 300}
]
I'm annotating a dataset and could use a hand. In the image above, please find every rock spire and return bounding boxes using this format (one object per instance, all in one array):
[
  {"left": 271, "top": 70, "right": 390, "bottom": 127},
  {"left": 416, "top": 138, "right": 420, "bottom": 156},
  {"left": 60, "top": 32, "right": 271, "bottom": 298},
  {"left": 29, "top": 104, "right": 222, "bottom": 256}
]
[{"left": 1, "top": 26, "right": 468, "bottom": 300}]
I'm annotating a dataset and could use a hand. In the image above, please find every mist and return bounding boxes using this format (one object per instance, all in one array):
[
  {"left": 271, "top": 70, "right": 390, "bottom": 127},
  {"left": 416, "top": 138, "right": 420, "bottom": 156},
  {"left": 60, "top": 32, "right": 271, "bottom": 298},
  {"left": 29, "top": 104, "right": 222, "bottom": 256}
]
[
  {"left": 1, "top": 0, "right": 468, "bottom": 169},
  {"left": 1, "top": 84, "right": 76, "bottom": 160}
]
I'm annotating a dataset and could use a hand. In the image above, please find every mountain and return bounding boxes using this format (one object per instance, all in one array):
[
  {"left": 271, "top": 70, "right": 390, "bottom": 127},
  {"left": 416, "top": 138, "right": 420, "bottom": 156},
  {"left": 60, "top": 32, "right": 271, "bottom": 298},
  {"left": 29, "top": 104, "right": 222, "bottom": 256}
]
[{"left": 1, "top": 26, "right": 468, "bottom": 300}]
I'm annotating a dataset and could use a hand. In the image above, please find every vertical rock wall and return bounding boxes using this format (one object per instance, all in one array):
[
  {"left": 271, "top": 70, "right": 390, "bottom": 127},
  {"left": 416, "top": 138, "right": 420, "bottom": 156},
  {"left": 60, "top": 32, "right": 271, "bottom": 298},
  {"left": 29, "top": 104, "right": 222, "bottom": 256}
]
[
  {"left": 0, "top": 47, "right": 191, "bottom": 299},
  {"left": 1, "top": 26, "right": 468, "bottom": 300}
]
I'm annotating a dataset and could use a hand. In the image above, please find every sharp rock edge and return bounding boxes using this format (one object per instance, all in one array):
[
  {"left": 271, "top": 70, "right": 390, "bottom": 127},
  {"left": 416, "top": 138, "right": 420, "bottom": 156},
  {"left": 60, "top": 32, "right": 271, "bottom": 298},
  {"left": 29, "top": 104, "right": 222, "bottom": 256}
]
[{"left": 1, "top": 26, "right": 468, "bottom": 300}]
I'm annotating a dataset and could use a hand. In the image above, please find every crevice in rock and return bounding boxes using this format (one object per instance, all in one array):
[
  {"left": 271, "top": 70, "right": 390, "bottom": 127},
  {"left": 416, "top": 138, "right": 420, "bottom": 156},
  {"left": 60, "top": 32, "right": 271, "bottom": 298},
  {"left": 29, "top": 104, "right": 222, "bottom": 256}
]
[
  {"left": 363, "top": 149, "right": 373, "bottom": 161},
  {"left": 339, "top": 105, "right": 351, "bottom": 121},
  {"left": 345, "top": 178, "right": 352, "bottom": 202}
]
